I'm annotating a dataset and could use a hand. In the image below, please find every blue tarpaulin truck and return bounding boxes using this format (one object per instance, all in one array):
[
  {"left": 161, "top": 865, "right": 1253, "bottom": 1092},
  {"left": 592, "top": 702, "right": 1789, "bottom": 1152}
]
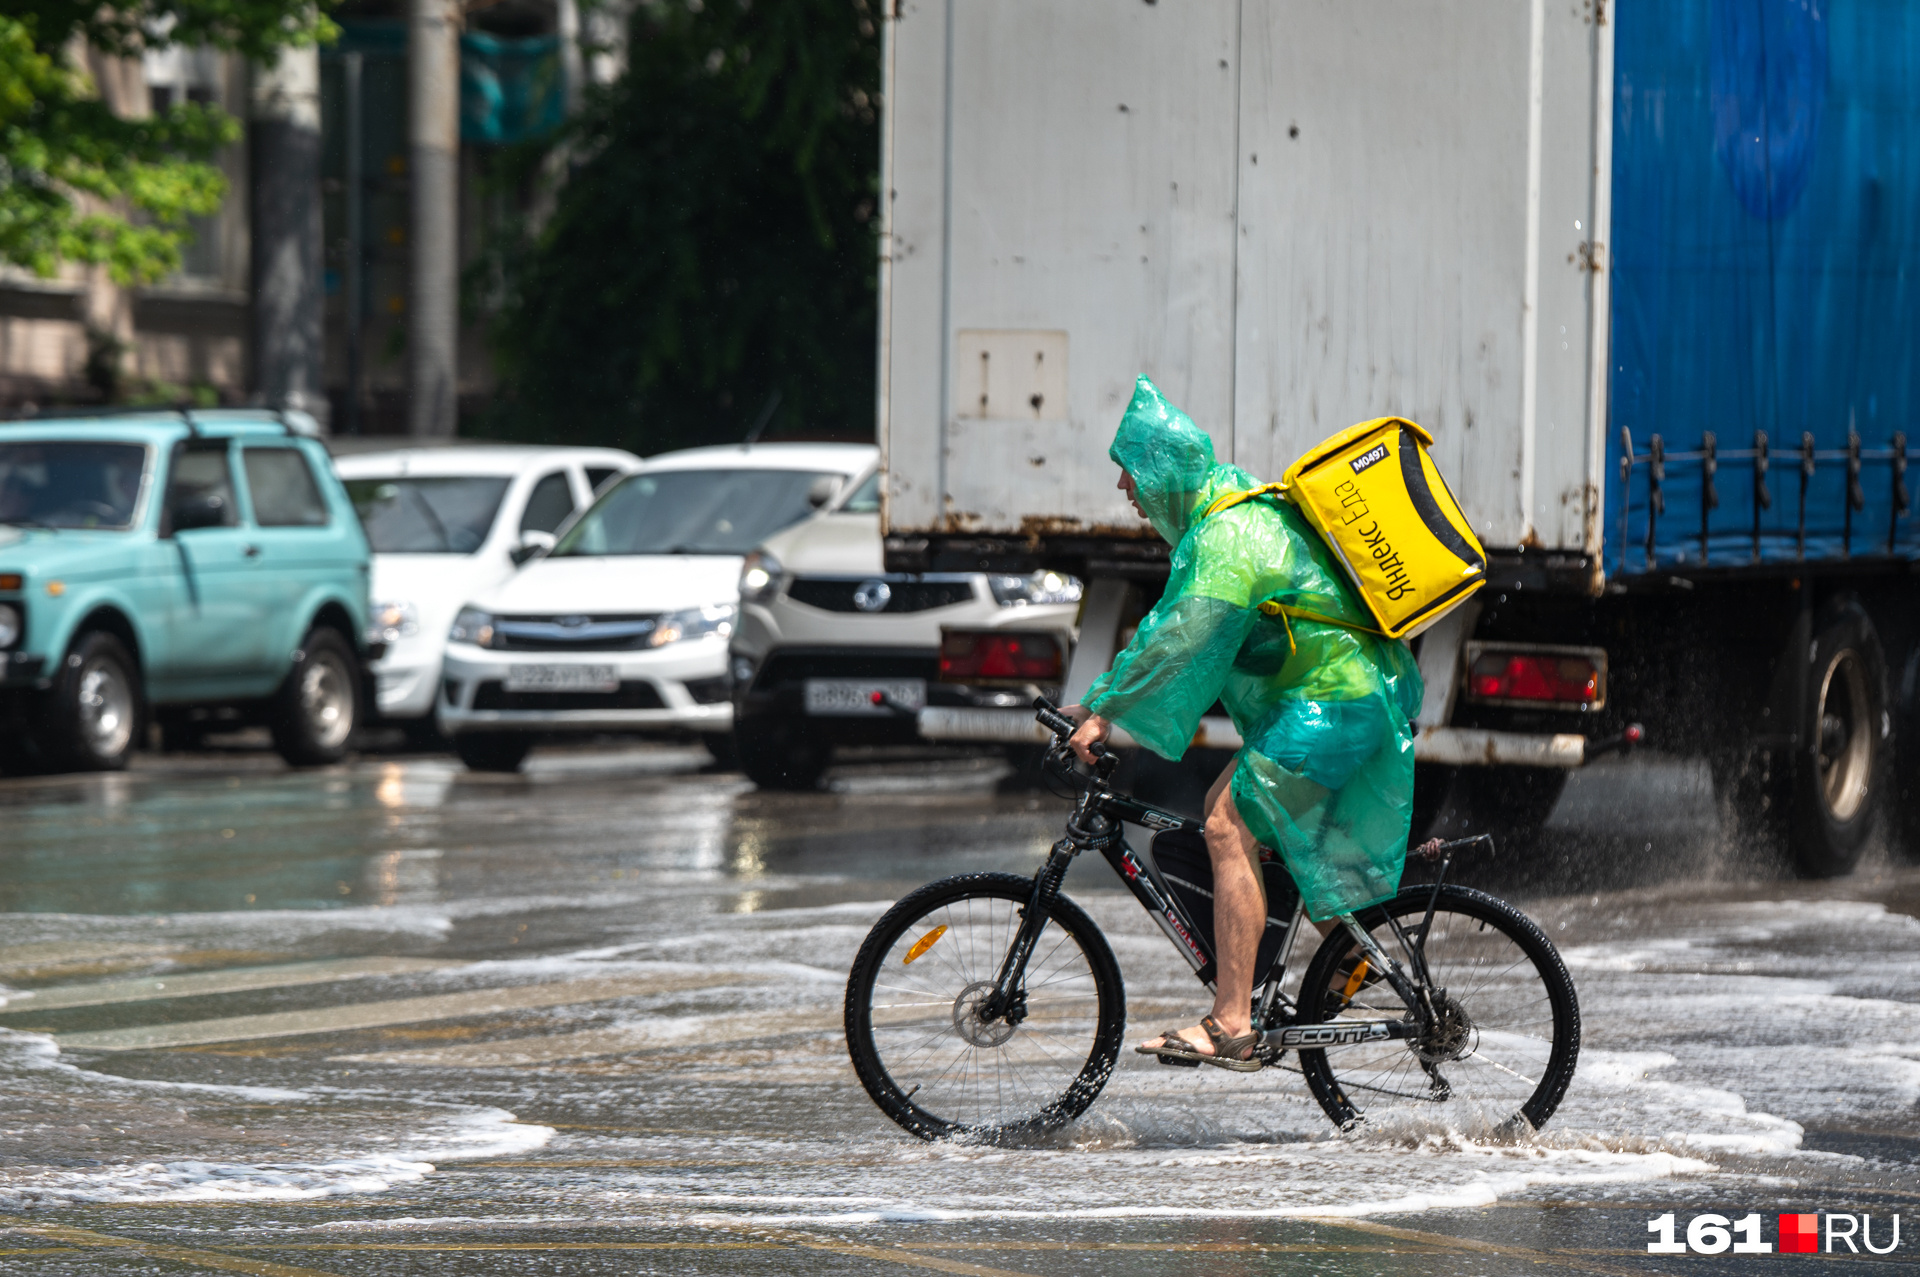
[{"left": 877, "top": 0, "right": 1920, "bottom": 875}]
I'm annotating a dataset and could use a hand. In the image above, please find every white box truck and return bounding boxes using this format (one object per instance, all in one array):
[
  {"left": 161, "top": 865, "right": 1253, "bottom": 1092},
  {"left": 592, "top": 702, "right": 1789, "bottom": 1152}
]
[{"left": 874, "top": 0, "right": 1920, "bottom": 876}]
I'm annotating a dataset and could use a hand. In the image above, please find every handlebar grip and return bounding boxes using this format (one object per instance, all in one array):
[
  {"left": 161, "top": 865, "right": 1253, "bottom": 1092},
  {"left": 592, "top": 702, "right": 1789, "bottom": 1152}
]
[
  {"left": 1033, "top": 695, "right": 1111, "bottom": 763},
  {"left": 1032, "top": 696, "right": 1077, "bottom": 740}
]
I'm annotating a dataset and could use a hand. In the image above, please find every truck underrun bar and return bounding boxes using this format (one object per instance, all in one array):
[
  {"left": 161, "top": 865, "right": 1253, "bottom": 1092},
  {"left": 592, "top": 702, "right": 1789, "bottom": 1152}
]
[{"left": 1620, "top": 427, "right": 1916, "bottom": 569}]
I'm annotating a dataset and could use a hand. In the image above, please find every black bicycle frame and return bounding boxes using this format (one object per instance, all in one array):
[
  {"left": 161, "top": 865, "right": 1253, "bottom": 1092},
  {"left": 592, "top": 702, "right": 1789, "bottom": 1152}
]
[
  {"left": 983, "top": 699, "right": 1484, "bottom": 1050},
  {"left": 980, "top": 747, "right": 1320, "bottom": 1032}
]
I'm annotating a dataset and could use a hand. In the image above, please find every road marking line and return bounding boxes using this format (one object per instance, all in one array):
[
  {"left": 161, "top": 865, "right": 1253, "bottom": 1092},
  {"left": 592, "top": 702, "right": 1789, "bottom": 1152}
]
[
  {"left": 0, "top": 957, "right": 462, "bottom": 1012},
  {"left": 899, "top": 1242, "right": 1416, "bottom": 1252},
  {"left": 1309, "top": 1216, "right": 1649, "bottom": 1277},
  {"left": 330, "top": 1010, "right": 837, "bottom": 1066},
  {"left": 266, "top": 1241, "right": 1409, "bottom": 1254},
  {"left": 274, "top": 1242, "right": 784, "bottom": 1251},
  {"left": 758, "top": 1228, "right": 1035, "bottom": 1277},
  {"left": 54, "top": 971, "right": 752, "bottom": 1051},
  {"left": 0, "top": 941, "right": 171, "bottom": 977},
  {"left": 0, "top": 1218, "right": 344, "bottom": 1277}
]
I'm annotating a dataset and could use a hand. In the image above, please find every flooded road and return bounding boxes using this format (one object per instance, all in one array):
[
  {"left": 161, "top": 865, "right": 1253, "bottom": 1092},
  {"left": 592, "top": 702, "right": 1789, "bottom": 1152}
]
[{"left": 1, "top": 745, "right": 1917, "bottom": 1274}]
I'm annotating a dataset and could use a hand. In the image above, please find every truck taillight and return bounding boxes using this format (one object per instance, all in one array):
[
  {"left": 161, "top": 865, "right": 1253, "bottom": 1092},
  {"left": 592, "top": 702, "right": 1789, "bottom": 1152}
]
[
  {"left": 939, "top": 630, "right": 1064, "bottom": 683},
  {"left": 1463, "top": 643, "right": 1607, "bottom": 709}
]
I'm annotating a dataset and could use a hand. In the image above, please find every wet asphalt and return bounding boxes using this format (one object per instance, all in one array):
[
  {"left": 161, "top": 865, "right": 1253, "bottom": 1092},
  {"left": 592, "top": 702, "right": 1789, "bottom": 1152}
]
[{"left": 1, "top": 740, "right": 1918, "bottom": 1275}]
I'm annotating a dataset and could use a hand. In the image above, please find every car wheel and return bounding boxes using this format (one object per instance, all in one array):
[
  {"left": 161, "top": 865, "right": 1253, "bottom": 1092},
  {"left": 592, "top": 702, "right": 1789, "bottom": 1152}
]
[
  {"left": 271, "top": 628, "right": 360, "bottom": 766},
  {"left": 1787, "top": 600, "right": 1888, "bottom": 877},
  {"left": 737, "top": 720, "right": 830, "bottom": 790},
  {"left": 454, "top": 732, "right": 532, "bottom": 773},
  {"left": 45, "top": 630, "right": 140, "bottom": 771}
]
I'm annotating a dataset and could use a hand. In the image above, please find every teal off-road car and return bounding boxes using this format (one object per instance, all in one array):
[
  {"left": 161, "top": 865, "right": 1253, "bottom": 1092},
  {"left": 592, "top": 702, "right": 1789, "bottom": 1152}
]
[{"left": 0, "top": 410, "right": 374, "bottom": 772}]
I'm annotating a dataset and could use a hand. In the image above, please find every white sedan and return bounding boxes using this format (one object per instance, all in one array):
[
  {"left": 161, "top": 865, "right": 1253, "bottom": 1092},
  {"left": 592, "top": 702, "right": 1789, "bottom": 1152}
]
[
  {"left": 334, "top": 445, "right": 642, "bottom": 731},
  {"left": 437, "top": 442, "right": 877, "bottom": 771}
]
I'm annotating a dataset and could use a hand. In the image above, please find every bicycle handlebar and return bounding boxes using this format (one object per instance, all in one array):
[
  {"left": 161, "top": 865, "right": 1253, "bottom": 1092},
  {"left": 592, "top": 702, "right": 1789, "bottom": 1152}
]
[
  {"left": 1032, "top": 697, "right": 1078, "bottom": 741},
  {"left": 1032, "top": 696, "right": 1115, "bottom": 774}
]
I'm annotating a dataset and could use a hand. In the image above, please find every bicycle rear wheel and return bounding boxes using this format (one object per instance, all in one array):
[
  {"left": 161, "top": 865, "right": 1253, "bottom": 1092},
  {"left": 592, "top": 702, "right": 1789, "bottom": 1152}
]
[
  {"left": 1295, "top": 884, "right": 1580, "bottom": 1134},
  {"left": 844, "top": 873, "right": 1125, "bottom": 1141}
]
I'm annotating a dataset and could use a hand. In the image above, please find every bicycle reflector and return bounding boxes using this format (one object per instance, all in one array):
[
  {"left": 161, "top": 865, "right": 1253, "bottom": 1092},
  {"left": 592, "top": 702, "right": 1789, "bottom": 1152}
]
[
  {"left": 1463, "top": 643, "right": 1607, "bottom": 709},
  {"left": 938, "top": 630, "right": 1065, "bottom": 684}
]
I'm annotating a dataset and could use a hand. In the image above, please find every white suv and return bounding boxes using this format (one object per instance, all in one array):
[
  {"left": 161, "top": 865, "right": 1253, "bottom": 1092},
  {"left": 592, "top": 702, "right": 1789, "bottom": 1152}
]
[
  {"left": 335, "top": 445, "right": 642, "bottom": 732},
  {"left": 729, "top": 470, "right": 1082, "bottom": 788},
  {"left": 437, "top": 442, "right": 876, "bottom": 771}
]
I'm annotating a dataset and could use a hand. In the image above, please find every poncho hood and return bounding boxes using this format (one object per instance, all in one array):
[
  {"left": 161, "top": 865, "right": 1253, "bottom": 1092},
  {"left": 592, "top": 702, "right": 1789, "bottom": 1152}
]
[{"left": 1109, "top": 376, "right": 1243, "bottom": 544}]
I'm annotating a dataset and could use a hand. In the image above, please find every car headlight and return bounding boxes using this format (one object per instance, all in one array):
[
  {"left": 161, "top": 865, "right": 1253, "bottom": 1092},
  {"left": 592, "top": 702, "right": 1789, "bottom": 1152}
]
[
  {"left": 738, "top": 551, "right": 784, "bottom": 604},
  {"left": 648, "top": 603, "right": 737, "bottom": 648},
  {"left": 370, "top": 600, "right": 419, "bottom": 644},
  {"left": 449, "top": 606, "right": 496, "bottom": 648},
  {"left": 0, "top": 602, "right": 19, "bottom": 651},
  {"left": 989, "top": 571, "right": 1084, "bottom": 608}
]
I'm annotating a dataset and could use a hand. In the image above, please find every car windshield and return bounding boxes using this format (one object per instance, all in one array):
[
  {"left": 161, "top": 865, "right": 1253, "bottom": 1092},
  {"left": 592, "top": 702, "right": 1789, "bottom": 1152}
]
[
  {"left": 554, "top": 468, "right": 839, "bottom": 557},
  {"left": 0, "top": 441, "right": 147, "bottom": 530},
  {"left": 839, "top": 471, "right": 881, "bottom": 513},
  {"left": 345, "top": 476, "right": 511, "bottom": 553}
]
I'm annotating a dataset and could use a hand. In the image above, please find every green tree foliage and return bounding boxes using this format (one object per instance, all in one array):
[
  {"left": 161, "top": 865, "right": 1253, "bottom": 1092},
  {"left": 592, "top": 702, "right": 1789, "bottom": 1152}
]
[
  {"left": 0, "top": 2, "right": 330, "bottom": 284},
  {"left": 481, "top": 0, "right": 881, "bottom": 453}
]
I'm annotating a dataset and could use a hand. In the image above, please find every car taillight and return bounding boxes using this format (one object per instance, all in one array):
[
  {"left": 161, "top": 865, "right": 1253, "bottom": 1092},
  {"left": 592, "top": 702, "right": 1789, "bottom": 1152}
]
[
  {"left": 1464, "top": 644, "right": 1606, "bottom": 709},
  {"left": 938, "top": 630, "right": 1064, "bottom": 683}
]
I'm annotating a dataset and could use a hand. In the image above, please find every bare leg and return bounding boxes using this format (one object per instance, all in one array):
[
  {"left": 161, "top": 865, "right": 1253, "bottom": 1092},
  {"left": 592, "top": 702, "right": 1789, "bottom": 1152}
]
[
  {"left": 1137, "top": 760, "right": 1267, "bottom": 1058},
  {"left": 1199, "top": 774, "right": 1266, "bottom": 1041},
  {"left": 1210, "top": 759, "right": 1334, "bottom": 941},
  {"left": 1140, "top": 758, "right": 1328, "bottom": 1060}
]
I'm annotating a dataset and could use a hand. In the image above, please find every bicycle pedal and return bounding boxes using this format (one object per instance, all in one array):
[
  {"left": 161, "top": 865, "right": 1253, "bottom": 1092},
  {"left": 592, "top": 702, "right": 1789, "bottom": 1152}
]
[{"left": 1156, "top": 1053, "right": 1202, "bottom": 1068}]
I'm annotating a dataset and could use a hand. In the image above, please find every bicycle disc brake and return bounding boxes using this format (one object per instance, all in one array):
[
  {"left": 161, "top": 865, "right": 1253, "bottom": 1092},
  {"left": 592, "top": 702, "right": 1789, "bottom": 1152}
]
[{"left": 952, "top": 980, "right": 1019, "bottom": 1047}]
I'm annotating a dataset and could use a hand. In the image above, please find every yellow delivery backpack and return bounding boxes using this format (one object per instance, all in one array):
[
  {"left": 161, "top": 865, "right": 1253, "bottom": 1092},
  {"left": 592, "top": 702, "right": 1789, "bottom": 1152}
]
[{"left": 1206, "top": 417, "right": 1487, "bottom": 640}]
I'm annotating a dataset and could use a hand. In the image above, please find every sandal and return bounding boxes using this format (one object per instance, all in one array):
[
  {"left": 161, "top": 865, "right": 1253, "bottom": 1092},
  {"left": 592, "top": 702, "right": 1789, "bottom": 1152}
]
[
  {"left": 1138, "top": 1027, "right": 1205, "bottom": 1068},
  {"left": 1134, "top": 1014, "right": 1263, "bottom": 1073}
]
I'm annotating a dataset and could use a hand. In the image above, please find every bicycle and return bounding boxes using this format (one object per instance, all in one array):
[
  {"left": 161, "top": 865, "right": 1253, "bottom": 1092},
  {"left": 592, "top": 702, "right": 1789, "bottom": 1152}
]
[{"left": 843, "top": 697, "right": 1581, "bottom": 1142}]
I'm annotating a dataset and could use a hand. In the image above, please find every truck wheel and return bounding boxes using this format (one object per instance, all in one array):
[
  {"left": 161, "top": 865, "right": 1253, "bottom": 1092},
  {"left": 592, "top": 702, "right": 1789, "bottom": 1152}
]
[
  {"left": 1428, "top": 765, "right": 1567, "bottom": 852},
  {"left": 701, "top": 732, "right": 740, "bottom": 770},
  {"left": 271, "top": 628, "right": 359, "bottom": 766},
  {"left": 1894, "top": 644, "right": 1920, "bottom": 863},
  {"left": 736, "top": 721, "right": 830, "bottom": 790},
  {"left": 46, "top": 630, "right": 141, "bottom": 771},
  {"left": 454, "top": 732, "right": 532, "bottom": 772},
  {"left": 1787, "top": 602, "right": 1888, "bottom": 877}
]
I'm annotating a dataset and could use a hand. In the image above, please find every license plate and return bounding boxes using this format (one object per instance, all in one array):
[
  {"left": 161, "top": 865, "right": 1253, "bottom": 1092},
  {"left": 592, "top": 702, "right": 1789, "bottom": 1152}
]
[
  {"left": 503, "top": 664, "right": 619, "bottom": 693},
  {"left": 804, "top": 678, "right": 927, "bottom": 716}
]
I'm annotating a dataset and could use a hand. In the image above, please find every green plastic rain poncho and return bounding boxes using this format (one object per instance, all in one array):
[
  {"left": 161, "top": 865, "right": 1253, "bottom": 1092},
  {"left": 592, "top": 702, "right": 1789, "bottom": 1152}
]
[{"left": 1085, "top": 377, "right": 1424, "bottom": 920}]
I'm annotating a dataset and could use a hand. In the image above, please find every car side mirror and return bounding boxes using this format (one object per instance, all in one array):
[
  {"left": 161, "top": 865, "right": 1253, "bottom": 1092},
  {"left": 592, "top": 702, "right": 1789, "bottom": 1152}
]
[
  {"left": 511, "top": 529, "right": 556, "bottom": 565},
  {"left": 807, "top": 475, "right": 843, "bottom": 509},
  {"left": 169, "top": 493, "right": 229, "bottom": 533}
]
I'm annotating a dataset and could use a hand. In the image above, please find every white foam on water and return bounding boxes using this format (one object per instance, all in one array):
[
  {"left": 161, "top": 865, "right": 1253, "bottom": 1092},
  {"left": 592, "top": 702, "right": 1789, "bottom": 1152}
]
[
  {"left": 0, "top": 1029, "right": 552, "bottom": 1206},
  {"left": 625, "top": 1136, "right": 1718, "bottom": 1226}
]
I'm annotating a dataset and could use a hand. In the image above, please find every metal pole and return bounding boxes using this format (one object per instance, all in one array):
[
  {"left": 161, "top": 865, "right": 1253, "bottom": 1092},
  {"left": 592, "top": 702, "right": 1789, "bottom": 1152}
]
[
  {"left": 408, "top": 0, "right": 460, "bottom": 437},
  {"left": 344, "top": 50, "right": 364, "bottom": 437}
]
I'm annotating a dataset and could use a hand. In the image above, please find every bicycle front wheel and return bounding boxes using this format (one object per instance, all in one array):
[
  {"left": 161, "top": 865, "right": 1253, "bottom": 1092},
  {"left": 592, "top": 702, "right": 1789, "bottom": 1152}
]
[
  {"left": 844, "top": 873, "right": 1125, "bottom": 1141},
  {"left": 1296, "top": 884, "right": 1580, "bottom": 1135}
]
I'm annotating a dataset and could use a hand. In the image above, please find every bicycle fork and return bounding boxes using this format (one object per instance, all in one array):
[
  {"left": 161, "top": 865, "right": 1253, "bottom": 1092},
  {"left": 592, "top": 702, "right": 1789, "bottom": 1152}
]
[
  {"left": 977, "top": 789, "right": 1130, "bottom": 1025},
  {"left": 976, "top": 837, "right": 1078, "bottom": 1025}
]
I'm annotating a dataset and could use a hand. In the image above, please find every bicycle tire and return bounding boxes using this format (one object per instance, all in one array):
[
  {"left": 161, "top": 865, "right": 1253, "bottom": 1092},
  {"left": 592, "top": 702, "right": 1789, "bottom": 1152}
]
[
  {"left": 1295, "top": 884, "right": 1580, "bottom": 1135},
  {"left": 844, "top": 873, "right": 1126, "bottom": 1142}
]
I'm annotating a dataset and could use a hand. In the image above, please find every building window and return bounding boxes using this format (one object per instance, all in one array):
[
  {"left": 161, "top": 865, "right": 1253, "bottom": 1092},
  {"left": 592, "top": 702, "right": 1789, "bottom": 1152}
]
[{"left": 142, "top": 44, "right": 228, "bottom": 282}]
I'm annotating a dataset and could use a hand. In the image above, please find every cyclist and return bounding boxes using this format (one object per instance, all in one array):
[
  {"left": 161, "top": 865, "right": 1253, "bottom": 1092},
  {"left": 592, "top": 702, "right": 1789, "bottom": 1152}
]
[{"left": 1065, "top": 376, "right": 1424, "bottom": 1070}]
